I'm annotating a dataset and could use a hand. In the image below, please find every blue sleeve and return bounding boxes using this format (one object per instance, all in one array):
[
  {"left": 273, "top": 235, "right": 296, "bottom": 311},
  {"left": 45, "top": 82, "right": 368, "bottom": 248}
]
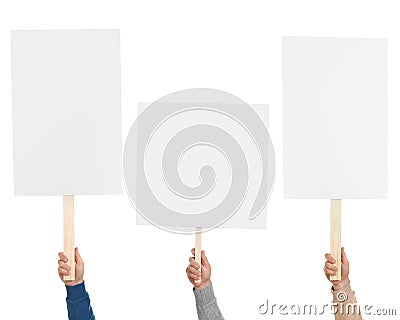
[{"left": 66, "top": 282, "right": 95, "bottom": 320}]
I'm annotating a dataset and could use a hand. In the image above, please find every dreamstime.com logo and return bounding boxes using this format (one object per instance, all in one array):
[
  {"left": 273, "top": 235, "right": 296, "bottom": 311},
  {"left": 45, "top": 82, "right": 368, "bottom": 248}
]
[
  {"left": 258, "top": 291, "right": 398, "bottom": 317},
  {"left": 123, "top": 88, "right": 275, "bottom": 234}
]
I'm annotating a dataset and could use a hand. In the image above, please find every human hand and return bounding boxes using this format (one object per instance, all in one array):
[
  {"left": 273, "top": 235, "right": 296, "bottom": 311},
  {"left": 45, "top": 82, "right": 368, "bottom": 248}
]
[
  {"left": 186, "top": 248, "right": 212, "bottom": 290},
  {"left": 324, "top": 247, "right": 350, "bottom": 291},
  {"left": 58, "top": 247, "right": 84, "bottom": 287}
]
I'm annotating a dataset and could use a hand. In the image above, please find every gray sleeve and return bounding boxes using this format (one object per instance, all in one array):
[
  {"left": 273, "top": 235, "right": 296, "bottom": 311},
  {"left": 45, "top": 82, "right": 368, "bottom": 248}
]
[{"left": 193, "top": 284, "right": 224, "bottom": 320}]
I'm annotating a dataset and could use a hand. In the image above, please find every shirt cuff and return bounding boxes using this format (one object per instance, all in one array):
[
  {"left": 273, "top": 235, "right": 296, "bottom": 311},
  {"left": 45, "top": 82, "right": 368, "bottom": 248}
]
[
  {"left": 331, "top": 282, "right": 355, "bottom": 303},
  {"left": 193, "top": 283, "right": 216, "bottom": 306},
  {"left": 66, "top": 282, "right": 87, "bottom": 300}
]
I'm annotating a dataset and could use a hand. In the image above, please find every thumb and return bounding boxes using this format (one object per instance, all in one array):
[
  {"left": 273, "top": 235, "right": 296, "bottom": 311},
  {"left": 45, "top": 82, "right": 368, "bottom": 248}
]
[
  {"left": 201, "top": 250, "right": 210, "bottom": 268},
  {"left": 341, "top": 247, "right": 349, "bottom": 266},
  {"left": 75, "top": 247, "right": 84, "bottom": 265}
]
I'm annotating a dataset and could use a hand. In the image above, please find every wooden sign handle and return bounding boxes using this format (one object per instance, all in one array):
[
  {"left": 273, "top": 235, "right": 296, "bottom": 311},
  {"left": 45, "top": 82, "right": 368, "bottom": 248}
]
[
  {"left": 194, "top": 227, "right": 202, "bottom": 284},
  {"left": 330, "top": 199, "right": 341, "bottom": 281},
  {"left": 63, "top": 195, "right": 75, "bottom": 281}
]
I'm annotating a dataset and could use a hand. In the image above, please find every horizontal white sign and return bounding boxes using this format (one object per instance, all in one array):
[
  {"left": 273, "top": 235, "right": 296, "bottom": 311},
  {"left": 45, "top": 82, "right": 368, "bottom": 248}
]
[{"left": 135, "top": 102, "right": 269, "bottom": 230}]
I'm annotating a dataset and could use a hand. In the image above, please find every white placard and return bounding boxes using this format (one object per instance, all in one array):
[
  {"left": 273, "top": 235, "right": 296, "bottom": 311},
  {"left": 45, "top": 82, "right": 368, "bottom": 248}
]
[
  {"left": 12, "top": 30, "right": 122, "bottom": 195},
  {"left": 283, "top": 36, "right": 387, "bottom": 199},
  {"left": 135, "top": 103, "right": 269, "bottom": 229}
]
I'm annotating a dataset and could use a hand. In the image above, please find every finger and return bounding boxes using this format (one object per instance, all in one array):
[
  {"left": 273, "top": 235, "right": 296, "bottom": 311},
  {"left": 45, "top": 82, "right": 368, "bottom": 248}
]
[
  {"left": 188, "top": 272, "right": 201, "bottom": 280},
  {"left": 58, "top": 252, "right": 68, "bottom": 263},
  {"left": 191, "top": 248, "right": 195, "bottom": 256},
  {"left": 75, "top": 247, "right": 83, "bottom": 265},
  {"left": 188, "top": 265, "right": 201, "bottom": 276},
  {"left": 324, "top": 267, "right": 337, "bottom": 276},
  {"left": 324, "top": 261, "right": 337, "bottom": 271},
  {"left": 324, "top": 253, "right": 336, "bottom": 264},
  {"left": 189, "top": 257, "right": 200, "bottom": 269},
  {"left": 58, "top": 260, "right": 71, "bottom": 271},
  {"left": 201, "top": 250, "right": 210, "bottom": 268},
  {"left": 341, "top": 247, "right": 349, "bottom": 265},
  {"left": 187, "top": 269, "right": 201, "bottom": 280},
  {"left": 58, "top": 267, "right": 71, "bottom": 276}
]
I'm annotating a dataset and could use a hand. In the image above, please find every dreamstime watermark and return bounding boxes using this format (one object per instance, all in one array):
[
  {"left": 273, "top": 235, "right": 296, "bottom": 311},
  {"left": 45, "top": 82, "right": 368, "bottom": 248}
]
[
  {"left": 258, "top": 291, "right": 398, "bottom": 317},
  {"left": 123, "top": 88, "right": 275, "bottom": 234}
]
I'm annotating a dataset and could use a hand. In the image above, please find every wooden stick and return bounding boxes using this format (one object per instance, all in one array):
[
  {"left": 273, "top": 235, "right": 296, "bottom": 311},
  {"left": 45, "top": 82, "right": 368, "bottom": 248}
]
[
  {"left": 194, "top": 227, "right": 202, "bottom": 284},
  {"left": 63, "top": 195, "right": 75, "bottom": 281},
  {"left": 330, "top": 199, "right": 341, "bottom": 281}
]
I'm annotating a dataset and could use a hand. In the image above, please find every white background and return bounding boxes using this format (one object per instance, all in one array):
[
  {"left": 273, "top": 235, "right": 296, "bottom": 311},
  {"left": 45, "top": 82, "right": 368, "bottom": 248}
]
[{"left": 0, "top": 1, "right": 399, "bottom": 319}]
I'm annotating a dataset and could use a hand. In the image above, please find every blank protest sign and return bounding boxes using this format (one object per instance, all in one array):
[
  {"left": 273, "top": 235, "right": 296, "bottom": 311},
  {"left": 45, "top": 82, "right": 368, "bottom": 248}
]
[
  {"left": 283, "top": 36, "right": 387, "bottom": 199},
  {"left": 12, "top": 30, "right": 122, "bottom": 195},
  {"left": 123, "top": 88, "right": 275, "bottom": 234},
  {"left": 11, "top": 29, "right": 122, "bottom": 281},
  {"left": 135, "top": 103, "right": 269, "bottom": 230}
]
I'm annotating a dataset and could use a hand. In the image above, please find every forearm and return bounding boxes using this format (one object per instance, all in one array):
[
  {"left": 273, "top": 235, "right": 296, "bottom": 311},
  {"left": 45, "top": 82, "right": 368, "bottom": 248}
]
[
  {"left": 332, "top": 282, "right": 362, "bottom": 320},
  {"left": 193, "top": 283, "right": 224, "bottom": 320},
  {"left": 66, "top": 282, "right": 96, "bottom": 320}
]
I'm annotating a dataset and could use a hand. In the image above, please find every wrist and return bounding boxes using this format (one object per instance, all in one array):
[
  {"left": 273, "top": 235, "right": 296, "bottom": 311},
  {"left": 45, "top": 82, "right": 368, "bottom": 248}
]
[
  {"left": 65, "top": 279, "right": 84, "bottom": 287},
  {"left": 195, "top": 280, "right": 212, "bottom": 290},
  {"left": 332, "top": 278, "right": 350, "bottom": 291}
]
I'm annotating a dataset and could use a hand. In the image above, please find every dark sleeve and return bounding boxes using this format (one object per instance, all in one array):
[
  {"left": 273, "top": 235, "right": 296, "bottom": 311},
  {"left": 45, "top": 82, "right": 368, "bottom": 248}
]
[
  {"left": 193, "top": 284, "right": 224, "bottom": 320},
  {"left": 66, "top": 282, "right": 95, "bottom": 320}
]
